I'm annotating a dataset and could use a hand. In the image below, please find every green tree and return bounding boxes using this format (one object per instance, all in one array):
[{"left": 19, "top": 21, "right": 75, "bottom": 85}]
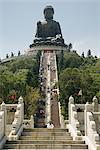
[
  {"left": 68, "top": 43, "right": 72, "bottom": 50},
  {"left": 80, "top": 70, "right": 94, "bottom": 102},
  {"left": 14, "top": 69, "right": 28, "bottom": 98},
  {"left": 59, "top": 68, "right": 81, "bottom": 118},
  {"left": 59, "top": 50, "right": 64, "bottom": 71},
  {"left": 87, "top": 49, "right": 92, "bottom": 57},
  {"left": 0, "top": 54, "right": 40, "bottom": 118},
  {"left": 0, "top": 69, "right": 15, "bottom": 102},
  {"left": 81, "top": 52, "right": 85, "bottom": 58},
  {"left": 63, "top": 52, "right": 83, "bottom": 69},
  {"left": 24, "top": 86, "right": 40, "bottom": 118}
]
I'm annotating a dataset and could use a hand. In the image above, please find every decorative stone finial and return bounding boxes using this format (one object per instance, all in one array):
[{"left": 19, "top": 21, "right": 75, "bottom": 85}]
[
  {"left": 92, "top": 96, "right": 98, "bottom": 112},
  {"left": 69, "top": 96, "right": 74, "bottom": 104},
  {"left": 18, "top": 96, "right": 23, "bottom": 104},
  {"left": 92, "top": 96, "right": 98, "bottom": 103},
  {"left": 0, "top": 102, "right": 6, "bottom": 111}
]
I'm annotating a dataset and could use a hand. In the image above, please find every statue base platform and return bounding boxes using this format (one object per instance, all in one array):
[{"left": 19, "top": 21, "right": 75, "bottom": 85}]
[{"left": 25, "top": 43, "right": 68, "bottom": 55}]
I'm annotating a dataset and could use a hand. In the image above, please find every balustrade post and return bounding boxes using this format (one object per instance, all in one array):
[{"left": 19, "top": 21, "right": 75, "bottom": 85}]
[
  {"left": 1, "top": 102, "right": 6, "bottom": 136},
  {"left": 18, "top": 96, "right": 24, "bottom": 123},
  {"left": 30, "top": 115, "right": 34, "bottom": 128},
  {"left": 92, "top": 96, "right": 98, "bottom": 112},
  {"left": 68, "top": 96, "right": 74, "bottom": 124},
  {"left": 84, "top": 102, "right": 93, "bottom": 136}
]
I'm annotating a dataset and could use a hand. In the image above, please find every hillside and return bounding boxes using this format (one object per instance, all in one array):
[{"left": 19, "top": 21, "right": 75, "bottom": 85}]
[
  {"left": 0, "top": 51, "right": 100, "bottom": 118},
  {"left": 57, "top": 50, "right": 100, "bottom": 118},
  {"left": 0, "top": 53, "right": 41, "bottom": 118}
]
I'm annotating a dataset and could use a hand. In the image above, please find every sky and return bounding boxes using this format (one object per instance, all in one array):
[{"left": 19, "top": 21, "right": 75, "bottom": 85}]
[{"left": 0, "top": 0, "right": 100, "bottom": 59}]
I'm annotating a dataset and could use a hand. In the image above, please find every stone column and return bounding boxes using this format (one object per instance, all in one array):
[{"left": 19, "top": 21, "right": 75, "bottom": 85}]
[
  {"left": 18, "top": 96, "right": 24, "bottom": 123},
  {"left": 68, "top": 96, "right": 74, "bottom": 124},
  {"left": 92, "top": 96, "right": 99, "bottom": 135},
  {"left": 84, "top": 102, "right": 93, "bottom": 136},
  {"left": 92, "top": 96, "right": 98, "bottom": 112},
  {"left": 1, "top": 102, "right": 6, "bottom": 136},
  {"left": 30, "top": 115, "right": 34, "bottom": 128}
]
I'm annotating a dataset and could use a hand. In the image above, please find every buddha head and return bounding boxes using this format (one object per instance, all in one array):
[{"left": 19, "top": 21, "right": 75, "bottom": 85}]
[{"left": 44, "top": 5, "right": 54, "bottom": 20}]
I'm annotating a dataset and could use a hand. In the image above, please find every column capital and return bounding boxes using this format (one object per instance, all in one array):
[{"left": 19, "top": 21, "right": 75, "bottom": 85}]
[
  {"left": 0, "top": 102, "right": 6, "bottom": 111},
  {"left": 18, "top": 96, "right": 23, "bottom": 104},
  {"left": 92, "top": 96, "right": 98, "bottom": 103},
  {"left": 69, "top": 96, "right": 74, "bottom": 104}
]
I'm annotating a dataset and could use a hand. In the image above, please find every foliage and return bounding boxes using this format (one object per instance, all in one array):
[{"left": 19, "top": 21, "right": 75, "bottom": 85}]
[
  {"left": 87, "top": 49, "right": 92, "bottom": 57},
  {"left": 0, "top": 50, "right": 100, "bottom": 120},
  {"left": 24, "top": 86, "right": 40, "bottom": 118},
  {"left": 57, "top": 51, "right": 100, "bottom": 119},
  {"left": 57, "top": 51, "right": 83, "bottom": 73},
  {"left": 0, "top": 54, "right": 40, "bottom": 118}
]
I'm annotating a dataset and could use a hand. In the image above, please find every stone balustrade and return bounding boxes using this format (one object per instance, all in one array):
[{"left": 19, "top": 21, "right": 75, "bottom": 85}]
[
  {"left": 6, "top": 104, "right": 17, "bottom": 127},
  {"left": 9, "top": 96, "right": 24, "bottom": 140},
  {"left": 75, "top": 104, "right": 85, "bottom": 135},
  {"left": 0, "top": 111, "right": 5, "bottom": 139},
  {"left": 0, "top": 102, "right": 6, "bottom": 149},
  {"left": 68, "top": 96, "right": 82, "bottom": 140},
  {"left": 92, "top": 96, "right": 100, "bottom": 135},
  {"left": 84, "top": 99, "right": 100, "bottom": 150},
  {"left": 23, "top": 115, "right": 34, "bottom": 129},
  {"left": 68, "top": 95, "right": 100, "bottom": 148},
  {"left": 58, "top": 102, "right": 65, "bottom": 128},
  {"left": 0, "top": 91, "right": 100, "bottom": 150}
]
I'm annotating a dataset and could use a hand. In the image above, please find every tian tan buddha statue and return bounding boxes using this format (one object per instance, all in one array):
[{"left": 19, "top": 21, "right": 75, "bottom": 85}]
[{"left": 33, "top": 5, "right": 64, "bottom": 45}]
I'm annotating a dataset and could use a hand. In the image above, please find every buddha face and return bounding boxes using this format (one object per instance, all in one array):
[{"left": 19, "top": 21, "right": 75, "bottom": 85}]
[{"left": 44, "top": 8, "right": 54, "bottom": 20}]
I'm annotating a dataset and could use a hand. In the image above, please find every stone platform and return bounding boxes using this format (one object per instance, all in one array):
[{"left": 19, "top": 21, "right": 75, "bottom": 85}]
[{"left": 25, "top": 44, "right": 68, "bottom": 56}]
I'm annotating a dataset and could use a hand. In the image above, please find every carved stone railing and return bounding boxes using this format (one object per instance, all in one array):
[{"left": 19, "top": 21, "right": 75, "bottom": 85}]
[
  {"left": 75, "top": 104, "right": 85, "bottom": 135},
  {"left": 0, "top": 102, "right": 6, "bottom": 149},
  {"left": 92, "top": 112, "right": 100, "bottom": 136},
  {"left": 9, "top": 96, "right": 24, "bottom": 140},
  {"left": 92, "top": 96, "right": 100, "bottom": 136},
  {"left": 68, "top": 96, "right": 82, "bottom": 140},
  {"left": 84, "top": 99, "right": 100, "bottom": 150},
  {"left": 5, "top": 104, "right": 17, "bottom": 137},
  {"left": 6, "top": 104, "right": 17, "bottom": 125},
  {"left": 23, "top": 115, "right": 34, "bottom": 129},
  {"left": 58, "top": 102, "right": 65, "bottom": 128}
]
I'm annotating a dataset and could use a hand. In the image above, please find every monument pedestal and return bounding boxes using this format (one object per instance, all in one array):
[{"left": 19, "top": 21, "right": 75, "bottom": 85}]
[{"left": 25, "top": 44, "right": 68, "bottom": 56}]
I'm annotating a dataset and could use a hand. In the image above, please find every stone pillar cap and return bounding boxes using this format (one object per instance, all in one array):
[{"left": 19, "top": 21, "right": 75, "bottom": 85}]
[{"left": 69, "top": 96, "right": 74, "bottom": 104}]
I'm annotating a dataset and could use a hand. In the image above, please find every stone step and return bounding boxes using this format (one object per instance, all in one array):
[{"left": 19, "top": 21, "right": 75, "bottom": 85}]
[
  {"left": 21, "top": 131, "right": 70, "bottom": 136},
  {"left": 3, "top": 127, "right": 88, "bottom": 149},
  {"left": 23, "top": 128, "right": 68, "bottom": 132},
  {"left": 4, "top": 143, "right": 88, "bottom": 149},
  {"left": 2, "top": 149, "right": 88, "bottom": 150},
  {"left": 19, "top": 135, "right": 73, "bottom": 140},
  {"left": 6, "top": 140, "right": 85, "bottom": 144}
]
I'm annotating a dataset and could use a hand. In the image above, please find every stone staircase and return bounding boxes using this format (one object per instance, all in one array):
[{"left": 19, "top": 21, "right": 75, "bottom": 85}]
[{"left": 3, "top": 128, "right": 88, "bottom": 149}]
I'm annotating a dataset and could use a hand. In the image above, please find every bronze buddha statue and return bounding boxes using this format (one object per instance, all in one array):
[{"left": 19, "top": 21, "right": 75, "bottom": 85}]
[{"left": 34, "top": 6, "right": 64, "bottom": 44}]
